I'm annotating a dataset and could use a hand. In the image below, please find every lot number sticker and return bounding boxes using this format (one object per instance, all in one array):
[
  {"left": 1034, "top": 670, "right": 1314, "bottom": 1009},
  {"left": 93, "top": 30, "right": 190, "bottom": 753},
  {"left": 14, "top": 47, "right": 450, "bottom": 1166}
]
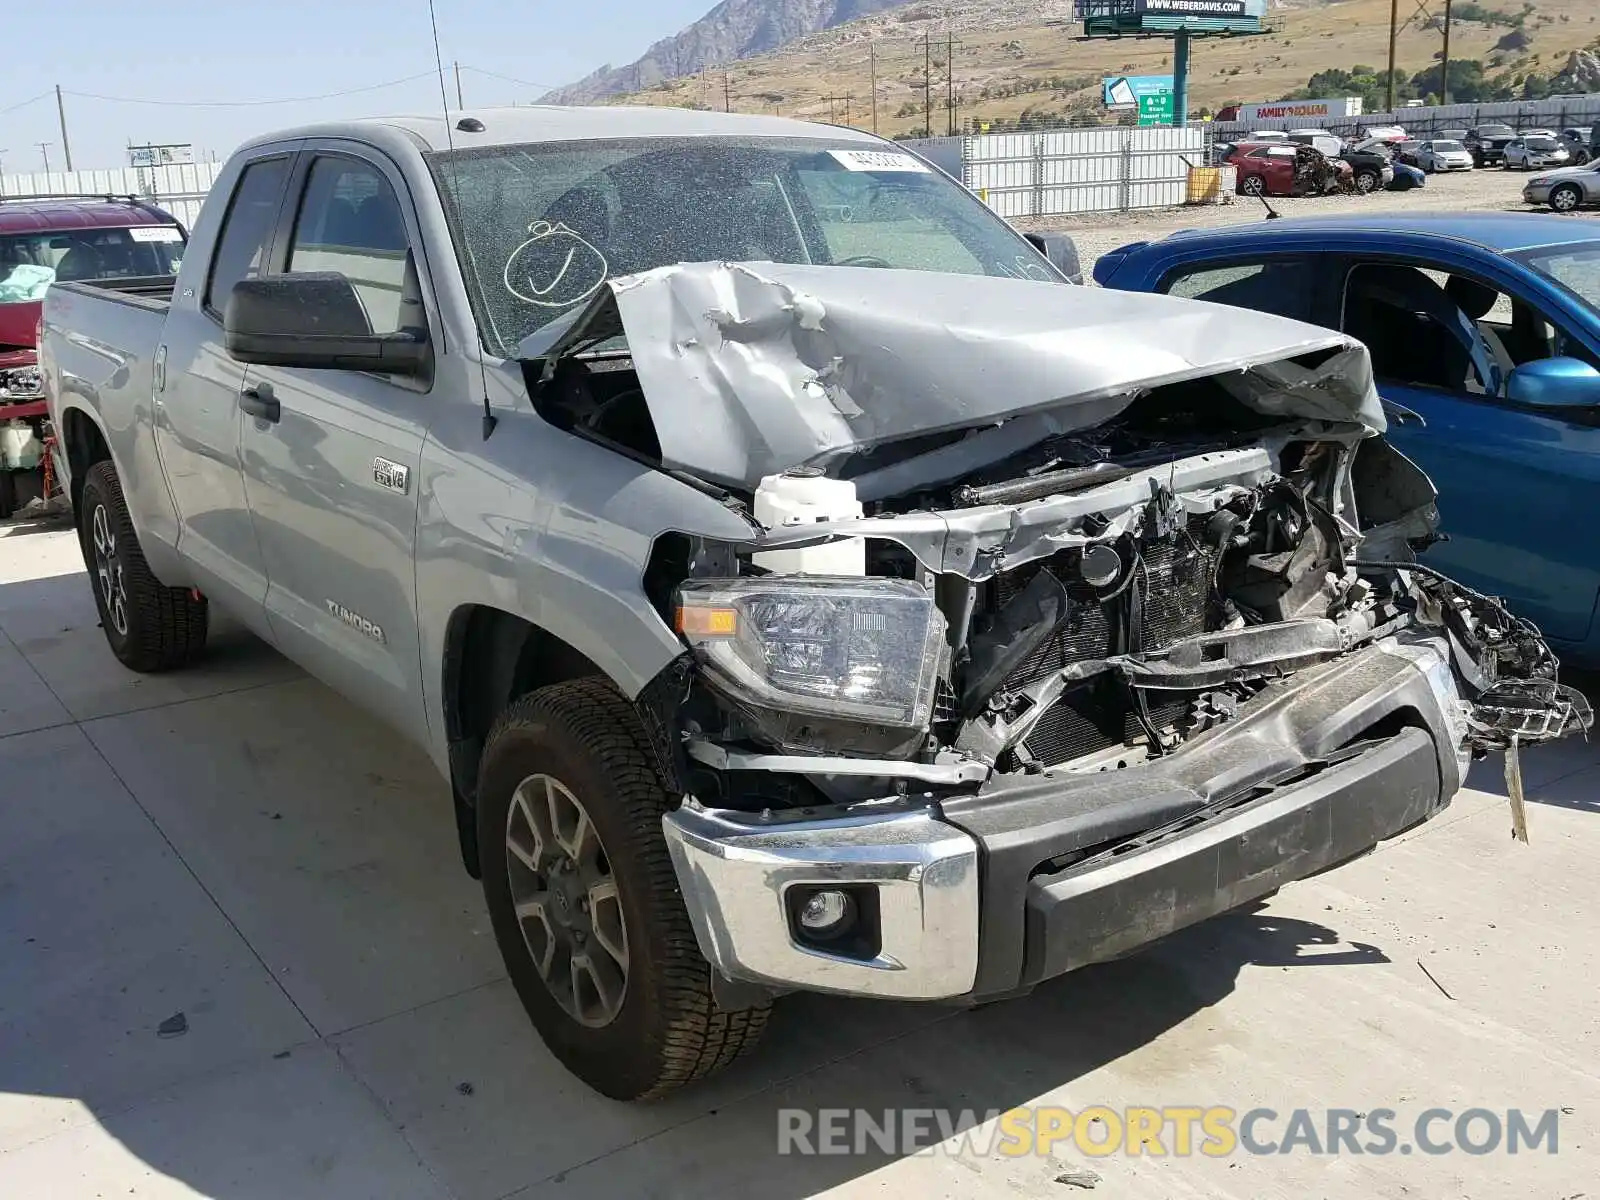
[{"left": 827, "top": 150, "right": 931, "bottom": 173}]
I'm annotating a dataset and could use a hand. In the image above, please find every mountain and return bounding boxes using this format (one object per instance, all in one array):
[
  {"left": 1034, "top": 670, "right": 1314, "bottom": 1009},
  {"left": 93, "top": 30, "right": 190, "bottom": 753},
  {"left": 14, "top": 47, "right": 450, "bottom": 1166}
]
[{"left": 540, "top": 0, "right": 916, "bottom": 104}]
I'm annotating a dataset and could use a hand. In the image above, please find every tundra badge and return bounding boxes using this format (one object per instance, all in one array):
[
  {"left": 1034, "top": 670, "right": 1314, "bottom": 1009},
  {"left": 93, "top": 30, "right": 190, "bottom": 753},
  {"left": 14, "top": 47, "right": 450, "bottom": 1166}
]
[
  {"left": 374, "top": 458, "right": 410, "bottom": 493},
  {"left": 327, "top": 600, "right": 386, "bottom": 645}
]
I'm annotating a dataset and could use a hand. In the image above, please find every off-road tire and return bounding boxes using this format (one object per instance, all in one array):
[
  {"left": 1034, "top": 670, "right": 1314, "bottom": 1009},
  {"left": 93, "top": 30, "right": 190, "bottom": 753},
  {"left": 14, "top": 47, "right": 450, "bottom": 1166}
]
[
  {"left": 77, "top": 460, "right": 208, "bottom": 672},
  {"left": 477, "top": 677, "right": 771, "bottom": 1100},
  {"left": 1550, "top": 183, "right": 1584, "bottom": 213}
]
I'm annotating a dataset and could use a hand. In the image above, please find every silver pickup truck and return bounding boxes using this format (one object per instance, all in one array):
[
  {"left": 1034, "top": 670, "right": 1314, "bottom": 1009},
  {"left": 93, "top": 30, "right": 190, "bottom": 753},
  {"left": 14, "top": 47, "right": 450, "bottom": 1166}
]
[{"left": 41, "top": 106, "right": 1589, "bottom": 1100}]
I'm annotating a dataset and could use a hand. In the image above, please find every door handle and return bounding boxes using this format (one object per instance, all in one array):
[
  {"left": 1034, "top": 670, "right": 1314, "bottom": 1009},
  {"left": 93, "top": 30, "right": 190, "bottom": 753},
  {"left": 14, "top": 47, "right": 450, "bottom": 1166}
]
[{"left": 240, "top": 382, "right": 280, "bottom": 423}]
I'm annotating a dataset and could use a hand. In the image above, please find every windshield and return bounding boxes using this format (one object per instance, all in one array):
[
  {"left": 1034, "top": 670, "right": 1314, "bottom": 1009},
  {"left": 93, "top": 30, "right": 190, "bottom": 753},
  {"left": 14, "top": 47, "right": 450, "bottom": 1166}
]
[
  {"left": 0, "top": 226, "right": 184, "bottom": 303},
  {"left": 1480, "top": 125, "right": 1514, "bottom": 137},
  {"left": 429, "top": 136, "right": 1058, "bottom": 356},
  {"left": 1433, "top": 140, "right": 1465, "bottom": 152},
  {"left": 1526, "top": 137, "right": 1561, "bottom": 151},
  {"left": 1519, "top": 243, "right": 1600, "bottom": 311}
]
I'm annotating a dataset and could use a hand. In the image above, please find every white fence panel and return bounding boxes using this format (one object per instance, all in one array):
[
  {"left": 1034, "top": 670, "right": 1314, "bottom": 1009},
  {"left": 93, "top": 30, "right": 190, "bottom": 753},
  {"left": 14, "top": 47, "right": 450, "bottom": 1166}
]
[
  {"left": 0, "top": 162, "right": 225, "bottom": 231},
  {"left": 963, "top": 125, "right": 1207, "bottom": 218}
]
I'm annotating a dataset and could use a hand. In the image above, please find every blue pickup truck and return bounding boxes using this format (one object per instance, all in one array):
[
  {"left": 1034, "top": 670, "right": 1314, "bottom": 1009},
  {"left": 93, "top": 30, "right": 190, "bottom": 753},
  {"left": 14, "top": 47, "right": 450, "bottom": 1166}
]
[{"left": 1095, "top": 213, "right": 1600, "bottom": 662}]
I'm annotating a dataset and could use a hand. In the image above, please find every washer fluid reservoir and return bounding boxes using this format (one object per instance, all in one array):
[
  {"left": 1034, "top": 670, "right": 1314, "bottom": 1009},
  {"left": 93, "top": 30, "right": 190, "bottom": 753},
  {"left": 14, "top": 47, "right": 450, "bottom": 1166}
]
[{"left": 752, "top": 468, "right": 866, "bottom": 576}]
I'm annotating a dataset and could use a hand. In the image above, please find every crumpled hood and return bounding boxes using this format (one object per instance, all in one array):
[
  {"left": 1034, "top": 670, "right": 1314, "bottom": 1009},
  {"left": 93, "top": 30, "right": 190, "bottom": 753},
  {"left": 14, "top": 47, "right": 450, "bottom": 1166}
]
[{"left": 527, "top": 261, "right": 1384, "bottom": 488}]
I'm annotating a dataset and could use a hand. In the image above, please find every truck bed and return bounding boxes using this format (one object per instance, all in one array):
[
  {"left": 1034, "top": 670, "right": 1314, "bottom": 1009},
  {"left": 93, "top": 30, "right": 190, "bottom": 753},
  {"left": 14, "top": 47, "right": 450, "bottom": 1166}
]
[{"left": 52, "top": 277, "right": 175, "bottom": 311}]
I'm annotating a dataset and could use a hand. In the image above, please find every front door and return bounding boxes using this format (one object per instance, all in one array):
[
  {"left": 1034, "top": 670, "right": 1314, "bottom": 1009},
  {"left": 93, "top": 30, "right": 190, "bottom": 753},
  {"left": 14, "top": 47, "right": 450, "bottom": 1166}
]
[
  {"left": 155, "top": 152, "right": 294, "bottom": 624},
  {"left": 1338, "top": 257, "right": 1600, "bottom": 644},
  {"left": 238, "top": 146, "right": 436, "bottom": 740}
]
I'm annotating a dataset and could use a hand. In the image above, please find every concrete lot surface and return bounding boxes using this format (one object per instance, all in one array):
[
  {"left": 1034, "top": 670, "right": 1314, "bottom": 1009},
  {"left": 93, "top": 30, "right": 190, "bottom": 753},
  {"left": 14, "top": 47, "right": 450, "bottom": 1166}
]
[{"left": 1, "top": 517, "right": 1598, "bottom": 1199}]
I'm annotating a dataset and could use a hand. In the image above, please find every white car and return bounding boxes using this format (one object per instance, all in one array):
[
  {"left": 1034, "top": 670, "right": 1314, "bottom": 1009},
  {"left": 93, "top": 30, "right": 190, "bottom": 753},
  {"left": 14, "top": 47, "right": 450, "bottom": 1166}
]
[
  {"left": 1287, "top": 128, "right": 1343, "bottom": 157},
  {"left": 1505, "top": 136, "right": 1572, "bottom": 171},
  {"left": 1524, "top": 162, "right": 1600, "bottom": 211},
  {"left": 1415, "top": 139, "right": 1474, "bottom": 172},
  {"left": 1245, "top": 130, "right": 1291, "bottom": 142}
]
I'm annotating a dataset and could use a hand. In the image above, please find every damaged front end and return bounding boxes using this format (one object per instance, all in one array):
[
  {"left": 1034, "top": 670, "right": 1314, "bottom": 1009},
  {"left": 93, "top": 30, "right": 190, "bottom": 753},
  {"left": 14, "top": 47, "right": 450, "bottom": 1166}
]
[{"left": 537, "top": 263, "right": 1590, "bottom": 1004}]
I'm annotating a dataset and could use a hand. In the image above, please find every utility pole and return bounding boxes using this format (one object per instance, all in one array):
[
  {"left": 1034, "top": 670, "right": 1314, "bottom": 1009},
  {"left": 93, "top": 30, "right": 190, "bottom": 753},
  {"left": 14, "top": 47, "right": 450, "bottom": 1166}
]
[
  {"left": 55, "top": 85, "right": 73, "bottom": 171},
  {"left": 869, "top": 41, "right": 878, "bottom": 134},
  {"left": 1386, "top": 0, "right": 1399, "bottom": 112},
  {"left": 36, "top": 142, "right": 53, "bottom": 173},
  {"left": 923, "top": 33, "right": 932, "bottom": 137},
  {"left": 1440, "top": 0, "right": 1453, "bottom": 105},
  {"left": 723, "top": 68, "right": 731, "bottom": 113},
  {"left": 946, "top": 30, "right": 955, "bottom": 136},
  {"left": 454, "top": 62, "right": 464, "bottom": 108}
]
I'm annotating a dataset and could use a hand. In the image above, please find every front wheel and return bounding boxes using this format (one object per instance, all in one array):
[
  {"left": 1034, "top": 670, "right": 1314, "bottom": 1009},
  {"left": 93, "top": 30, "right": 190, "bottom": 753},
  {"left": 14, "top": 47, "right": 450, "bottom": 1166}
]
[
  {"left": 1239, "top": 174, "right": 1266, "bottom": 196},
  {"left": 1550, "top": 183, "right": 1584, "bottom": 213},
  {"left": 77, "top": 460, "right": 208, "bottom": 672},
  {"left": 1355, "top": 169, "right": 1379, "bottom": 193},
  {"left": 477, "top": 678, "right": 770, "bottom": 1100}
]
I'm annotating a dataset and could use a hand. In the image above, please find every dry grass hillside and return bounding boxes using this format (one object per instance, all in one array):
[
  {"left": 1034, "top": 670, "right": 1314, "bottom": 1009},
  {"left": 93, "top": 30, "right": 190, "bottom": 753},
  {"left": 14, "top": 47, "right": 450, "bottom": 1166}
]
[{"left": 596, "top": 0, "right": 1600, "bottom": 135}]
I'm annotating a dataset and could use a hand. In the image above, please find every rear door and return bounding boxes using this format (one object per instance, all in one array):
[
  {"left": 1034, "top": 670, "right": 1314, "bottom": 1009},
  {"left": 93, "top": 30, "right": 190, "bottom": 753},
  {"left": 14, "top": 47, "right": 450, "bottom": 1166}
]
[
  {"left": 1330, "top": 243, "right": 1600, "bottom": 643},
  {"left": 155, "top": 149, "right": 295, "bottom": 628},
  {"left": 238, "top": 142, "right": 438, "bottom": 740}
]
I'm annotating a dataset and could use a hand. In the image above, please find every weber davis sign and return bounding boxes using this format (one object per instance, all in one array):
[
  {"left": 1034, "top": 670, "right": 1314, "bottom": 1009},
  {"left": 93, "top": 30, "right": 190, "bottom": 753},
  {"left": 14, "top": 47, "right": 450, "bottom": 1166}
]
[{"left": 1135, "top": 0, "right": 1249, "bottom": 15}]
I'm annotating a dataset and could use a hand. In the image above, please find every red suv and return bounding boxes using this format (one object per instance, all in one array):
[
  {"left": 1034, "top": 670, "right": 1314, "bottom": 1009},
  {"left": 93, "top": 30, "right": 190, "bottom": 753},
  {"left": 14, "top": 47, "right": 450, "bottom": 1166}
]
[{"left": 0, "top": 194, "right": 186, "bottom": 516}]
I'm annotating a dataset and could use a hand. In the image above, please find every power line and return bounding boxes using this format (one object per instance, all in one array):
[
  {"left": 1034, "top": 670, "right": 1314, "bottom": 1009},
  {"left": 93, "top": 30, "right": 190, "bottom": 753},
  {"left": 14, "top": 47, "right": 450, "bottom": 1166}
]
[
  {"left": 63, "top": 71, "right": 439, "bottom": 109},
  {"left": 0, "top": 90, "right": 52, "bottom": 117},
  {"left": 458, "top": 65, "right": 566, "bottom": 93}
]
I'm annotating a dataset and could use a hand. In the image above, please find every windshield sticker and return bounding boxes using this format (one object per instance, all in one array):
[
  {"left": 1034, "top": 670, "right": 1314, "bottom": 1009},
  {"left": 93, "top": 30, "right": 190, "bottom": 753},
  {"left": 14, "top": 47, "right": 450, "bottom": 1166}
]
[
  {"left": 129, "top": 226, "right": 183, "bottom": 243},
  {"left": 503, "top": 221, "right": 610, "bottom": 309},
  {"left": 827, "top": 149, "right": 931, "bottom": 174}
]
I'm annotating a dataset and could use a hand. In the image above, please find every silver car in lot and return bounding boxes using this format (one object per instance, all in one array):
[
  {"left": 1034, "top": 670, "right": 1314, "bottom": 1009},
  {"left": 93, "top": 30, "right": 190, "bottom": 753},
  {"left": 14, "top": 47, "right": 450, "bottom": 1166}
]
[
  {"left": 1504, "top": 135, "right": 1571, "bottom": 171},
  {"left": 1415, "top": 139, "right": 1474, "bottom": 172},
  {"left": 1524, "top": 161, "right": 1600, "bottom": 211}
]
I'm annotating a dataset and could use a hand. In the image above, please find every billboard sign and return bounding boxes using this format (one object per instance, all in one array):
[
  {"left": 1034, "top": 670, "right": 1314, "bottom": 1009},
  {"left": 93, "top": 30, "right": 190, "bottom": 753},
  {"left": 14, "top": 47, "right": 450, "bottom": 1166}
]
[
  {"left": 127, "top": 144, "right": 195, "bottom": 168},
  {"left": 1104, "top": 75, "right": 1176, "bottom": 125},
  {"left": 1135, "top": 0, "right": 1247, "bottom": 15}
]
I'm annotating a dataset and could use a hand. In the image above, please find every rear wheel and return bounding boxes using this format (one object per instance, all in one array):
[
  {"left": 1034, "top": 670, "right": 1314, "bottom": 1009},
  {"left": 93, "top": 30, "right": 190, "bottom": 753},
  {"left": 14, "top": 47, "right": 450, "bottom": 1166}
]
[
  {"left": 77, "top": 460, "right": 208, "bottom": 672},
  {"left": 1550, "top": 183, "right": 1584, "bottom": 213},
  {"left": 477, "top": 678, "right": 770, "bottom": 1100},
  {"left": 1355, "top": 168, "right": 1380, "bottom": 193}
]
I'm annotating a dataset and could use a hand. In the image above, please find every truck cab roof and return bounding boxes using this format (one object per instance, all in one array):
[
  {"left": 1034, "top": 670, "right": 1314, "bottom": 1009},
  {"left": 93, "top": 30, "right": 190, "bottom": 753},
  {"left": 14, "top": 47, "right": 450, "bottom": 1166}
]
[{"left": 238, "top": 104, "right": 887, "bottom": 156}]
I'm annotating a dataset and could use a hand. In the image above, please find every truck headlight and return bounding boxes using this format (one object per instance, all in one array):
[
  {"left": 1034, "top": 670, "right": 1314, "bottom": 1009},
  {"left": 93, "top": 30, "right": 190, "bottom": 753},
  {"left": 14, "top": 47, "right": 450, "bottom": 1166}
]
[{"left": 675, "top": 577, "right": 947, "bottom": 757}]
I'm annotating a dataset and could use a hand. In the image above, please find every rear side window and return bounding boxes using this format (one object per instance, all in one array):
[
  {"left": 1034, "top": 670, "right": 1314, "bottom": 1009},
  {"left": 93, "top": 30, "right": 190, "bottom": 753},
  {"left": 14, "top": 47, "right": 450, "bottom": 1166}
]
[
  {"left": 205, "top": 158, "right": 289, "bottom": 314},
  {"left": 1162, "top": 260, "right": 1316, "bottom": 324}
]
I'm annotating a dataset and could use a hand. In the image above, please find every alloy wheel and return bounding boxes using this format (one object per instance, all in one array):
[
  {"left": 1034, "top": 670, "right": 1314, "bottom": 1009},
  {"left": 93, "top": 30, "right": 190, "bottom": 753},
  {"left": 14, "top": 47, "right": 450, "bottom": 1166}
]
[
  {"left": 1552, "top": 186, "right": 1581, "bottom": 213},
  {"left": 91, "top": 503, "right": 129, "bottom": 637},
  {"left": 504, "top": 773, "right": 629, "bottom": 1028}
]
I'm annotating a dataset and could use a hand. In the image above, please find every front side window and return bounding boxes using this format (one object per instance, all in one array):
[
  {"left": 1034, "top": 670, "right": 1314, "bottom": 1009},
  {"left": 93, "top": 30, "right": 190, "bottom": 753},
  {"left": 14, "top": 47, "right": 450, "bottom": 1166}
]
[
  {"left": 1163, "top": 259, "right": 1316, "bottom": 323},
  {"left": 287, "top": 156, "right": 412, "bottom": 334},
  {"left": 206, "top": 157, "right": 289, "bottom": 313},
  {"left": 429, "top": 136, "right": 1058, "bottom": 356}
]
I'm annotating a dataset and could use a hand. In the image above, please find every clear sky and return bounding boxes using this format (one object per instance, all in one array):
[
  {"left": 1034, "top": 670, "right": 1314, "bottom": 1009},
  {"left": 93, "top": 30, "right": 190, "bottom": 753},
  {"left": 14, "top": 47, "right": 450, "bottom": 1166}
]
[{"left": 1, "top": 0, "right": 712, "bottom": 174}]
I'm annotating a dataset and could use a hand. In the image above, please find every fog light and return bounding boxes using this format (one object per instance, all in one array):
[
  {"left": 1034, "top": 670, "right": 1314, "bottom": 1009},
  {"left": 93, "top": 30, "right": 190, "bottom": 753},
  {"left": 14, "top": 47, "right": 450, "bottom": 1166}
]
[{"left": 797, "top": 889, "right": 855, "bottom": 939}]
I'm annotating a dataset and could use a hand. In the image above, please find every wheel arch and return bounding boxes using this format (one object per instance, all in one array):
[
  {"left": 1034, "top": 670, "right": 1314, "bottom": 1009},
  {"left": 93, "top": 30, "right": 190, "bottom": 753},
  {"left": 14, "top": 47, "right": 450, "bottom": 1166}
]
[{"left": 58, "top": 404, "right": 113, "bottom": 518}]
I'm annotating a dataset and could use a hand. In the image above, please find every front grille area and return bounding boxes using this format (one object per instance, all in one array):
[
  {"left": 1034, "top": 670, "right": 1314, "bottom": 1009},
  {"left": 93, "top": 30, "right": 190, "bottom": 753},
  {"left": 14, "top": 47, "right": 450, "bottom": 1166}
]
[{"left": 990, "top": 517, "right": 1219, "bottom": 766}]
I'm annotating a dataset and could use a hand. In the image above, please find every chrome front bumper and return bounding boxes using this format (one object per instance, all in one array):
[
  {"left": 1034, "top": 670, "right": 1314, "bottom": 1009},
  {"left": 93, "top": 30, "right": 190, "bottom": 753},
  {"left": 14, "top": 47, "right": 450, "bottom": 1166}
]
[
  {"left": 661, "top": 805, "right": 980, "bottom": 1000},
  {"left": 662, "top": 637, "right": 1474, "bottom": 1003}
]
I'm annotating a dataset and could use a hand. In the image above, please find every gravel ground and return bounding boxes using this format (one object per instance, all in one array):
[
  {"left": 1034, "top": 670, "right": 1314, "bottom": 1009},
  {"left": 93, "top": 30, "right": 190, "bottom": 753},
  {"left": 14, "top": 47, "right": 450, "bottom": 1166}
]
[{"left": 1012, "top": 166, "right": 1600, "bottom": 280}]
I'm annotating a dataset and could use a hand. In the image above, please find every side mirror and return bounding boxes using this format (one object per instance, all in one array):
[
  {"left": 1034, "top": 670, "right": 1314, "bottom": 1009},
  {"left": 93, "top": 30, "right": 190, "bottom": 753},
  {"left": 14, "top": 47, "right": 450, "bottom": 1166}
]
[
  {"left": 1023, "top": 232, "right": 1083, "bottom": 284},
  {"left": 225, "top": 273, "right": 429, "bottom": 375},
  {"left": 1506, "top": 356, "right": 1600, "bottom": 409}
]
